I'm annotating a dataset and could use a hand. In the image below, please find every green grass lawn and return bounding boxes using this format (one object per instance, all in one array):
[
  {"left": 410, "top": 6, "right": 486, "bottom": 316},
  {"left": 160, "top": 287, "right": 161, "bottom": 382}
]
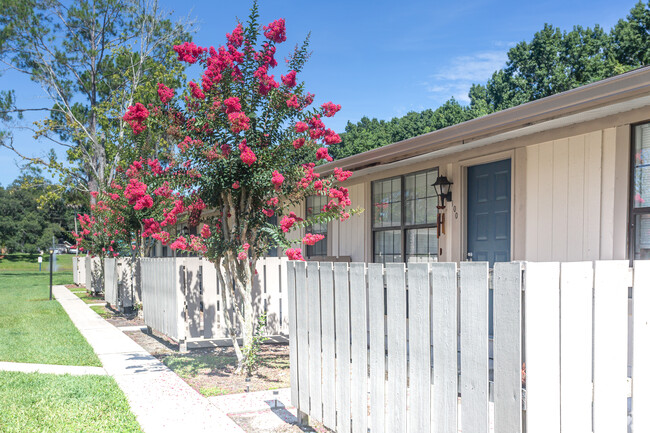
[
  {"left": 89, "top": 304, "right": 112, "bottom": 319},
  {"left": 0, "top": 271, "right": 101, "bottom": 366},
  {"left": 0, "top": 371, "right": 142, "bottom": 433},
  {"left": 0, "top": 253, "right": 74, "bottom": 272},
  {"left": 75, "top": 291, "right": 105, "bottom": 304}
]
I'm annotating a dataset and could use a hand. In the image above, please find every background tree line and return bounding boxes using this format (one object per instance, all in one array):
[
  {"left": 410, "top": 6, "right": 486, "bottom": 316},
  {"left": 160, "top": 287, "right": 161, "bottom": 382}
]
[
  {"left": 329, "top": 0, "right": 650, "bottom": 159},
  {"left": 0, "top": 168, "right": 86, "bottom": 253}
]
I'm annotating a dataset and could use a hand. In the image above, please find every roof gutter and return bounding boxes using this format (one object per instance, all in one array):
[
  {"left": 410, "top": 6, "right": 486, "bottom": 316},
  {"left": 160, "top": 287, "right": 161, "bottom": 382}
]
[{"left": 317, "top": 66, "right": 650, "bottom": 175}]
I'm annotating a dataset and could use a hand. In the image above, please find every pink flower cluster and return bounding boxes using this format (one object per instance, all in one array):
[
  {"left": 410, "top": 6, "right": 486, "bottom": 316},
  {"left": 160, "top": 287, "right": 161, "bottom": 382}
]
[
  {"left": 286, "top": 95, "right": 300, "bottom": 109},
  {"left": 161, "top": 199, "right": 184, "bottom": 227},
  {"left": 226, "top": 23, "right": 244, "bottom": 48},
  {"left": 323, "top": 129, "right": 342, "bottom": 145},
  {"left": 239, "top": 140, "right": 257, "bottom": 166},
  {"left": 302, "top": 233, "right": 325, "bottom": 246},
  {"left": 123, "top": 103, "right": 149, "bottom": 135},
  {"left": 298, "top": 163, "right": 320, "bottom": 189},
  {"left": 285, "top": 248, "right": 304, "bottom": 261},
  {"left": 316, "top": 147, "right": 333, "bottom": 162},
  {"left": 189, "top": 81, "right": 205, "bottom": 99},
  {"left": 292, "top": 137, "right": 305, "bottom": 149},
  {"left": 321, "top": 102, "right": 341, "bottom": 117},
  {"left": 147, "top": 158, "right": 163, "bottom": 175},
  {"left": 295, "top": 121, "right": 308, "bottom": 133},
  {"left": 201, "top": 224, "right": 211, "bottom": 239},
  {"left": 157, "top": 83, "right": 174, "bottom": 104},
  {"left": 271, "top": 171, "right": 284, "bottom": 190},
  {"left": 153, "top": 182, "right": 172, "bottom": 198},
  {"left": 263, "top": 18, "right": 287, "bottom": 43},
  {"left": 281, "top": 70, "right": 297, "bottom": 87},
  {"left": 124, "top": 178, "right": 153, "bottom": 210},
  {"left": 152, "top": 231, "right": 171, "bottom": 245},
  {"left": 143, "top": 218, "right": 161, "bottom": 237},
  {"left": 170, "top": 236, "right": 188, "bottom": 250},
  {"left": 173, "top": 42, "right": 207, "bottom": 64},
  {"left": 228, "top": 111, "right": 250, "bottom": 134},
  {"left": 334, "top": 167, "right": 352, "bottom": 182},
  {"left": 223, "top": 96, "right": 241, "bottom": 113},
  {"left": 280, "top": 211, "right": 302, "bottom": 232}
]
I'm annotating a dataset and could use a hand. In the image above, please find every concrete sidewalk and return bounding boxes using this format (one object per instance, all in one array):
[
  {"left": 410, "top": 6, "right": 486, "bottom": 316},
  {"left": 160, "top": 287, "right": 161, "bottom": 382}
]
[{"left": 53, "top": 285, "right": 244, "bottom": 433}]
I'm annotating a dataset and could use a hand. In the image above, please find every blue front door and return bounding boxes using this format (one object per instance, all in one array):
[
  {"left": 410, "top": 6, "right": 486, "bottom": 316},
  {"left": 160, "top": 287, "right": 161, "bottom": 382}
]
[{"left": 467, "top": 159, "right": 511, "bottom": 267}]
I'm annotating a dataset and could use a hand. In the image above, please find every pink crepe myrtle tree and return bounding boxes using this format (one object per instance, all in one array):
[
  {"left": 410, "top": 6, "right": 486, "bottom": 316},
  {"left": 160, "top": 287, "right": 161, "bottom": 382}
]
[
  {"left": 73, "top": 157, "right": 202, "bottom": 259},
  {"left": 123, "top": 2, "right": 360, "bottom": 372}
]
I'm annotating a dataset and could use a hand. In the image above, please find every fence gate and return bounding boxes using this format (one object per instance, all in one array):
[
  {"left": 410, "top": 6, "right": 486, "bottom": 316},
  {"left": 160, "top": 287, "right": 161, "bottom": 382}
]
[{"left": 287, "top": 260, "right": 650, "bottom": 433}]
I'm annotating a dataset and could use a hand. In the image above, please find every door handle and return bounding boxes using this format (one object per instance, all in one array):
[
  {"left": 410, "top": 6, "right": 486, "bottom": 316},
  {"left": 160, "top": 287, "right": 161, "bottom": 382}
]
[{"left": 467, "top": 252, "right": 473, "bottom": 261}]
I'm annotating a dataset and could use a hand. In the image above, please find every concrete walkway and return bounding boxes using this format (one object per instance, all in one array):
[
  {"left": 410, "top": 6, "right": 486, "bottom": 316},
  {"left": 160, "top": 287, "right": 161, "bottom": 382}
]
[
  {"left": 53, "top": 285, "right": 244, "bottom": 433},
  {"left": 0, "top": 361, "right": 107, "bottom": 376}
]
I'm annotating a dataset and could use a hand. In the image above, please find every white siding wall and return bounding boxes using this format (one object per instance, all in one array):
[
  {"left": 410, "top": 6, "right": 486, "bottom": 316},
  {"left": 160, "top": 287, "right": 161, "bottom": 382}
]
[
  {"left": 331, "top": 182, "right": 366, "bottom": 261},
  {"left": 525, "top": 128, "right": 629, "bottom": 261}
]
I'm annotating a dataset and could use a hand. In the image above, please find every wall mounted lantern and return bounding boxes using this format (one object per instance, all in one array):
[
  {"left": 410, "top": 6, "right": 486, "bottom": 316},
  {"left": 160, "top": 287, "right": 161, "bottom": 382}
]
[
  {"left": 432, "top": 175, "right": 453, "bottom": 210},
  {"left": 432, "top": 175, "right": 453, "bottom": 240}
]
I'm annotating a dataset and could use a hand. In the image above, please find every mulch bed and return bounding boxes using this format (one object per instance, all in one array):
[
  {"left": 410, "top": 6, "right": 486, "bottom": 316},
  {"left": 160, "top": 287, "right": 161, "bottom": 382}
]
[{"left": 124, "top": 328, "right": 290, "bottom": 396}]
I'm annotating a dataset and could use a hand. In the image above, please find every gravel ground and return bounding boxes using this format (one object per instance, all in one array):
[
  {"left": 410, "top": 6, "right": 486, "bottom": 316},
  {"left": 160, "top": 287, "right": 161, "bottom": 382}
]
[{"left": 124, "top": 329, "right": 290, "bottom": 395}]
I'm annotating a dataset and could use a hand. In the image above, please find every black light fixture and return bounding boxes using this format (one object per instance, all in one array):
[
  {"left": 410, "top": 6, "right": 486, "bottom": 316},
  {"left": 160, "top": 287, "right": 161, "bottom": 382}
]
[
  {"left": 432, "top": 175, "right": 453, "bottom": 210},
  {"left": 48, "top": 247, "right": 54, "bottom": 301}
]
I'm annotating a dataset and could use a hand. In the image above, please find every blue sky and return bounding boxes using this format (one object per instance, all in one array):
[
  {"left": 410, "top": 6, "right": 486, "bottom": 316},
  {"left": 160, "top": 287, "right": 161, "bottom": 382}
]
[{"left": 0, "top": 0, "right": 636, "bottom": 186}]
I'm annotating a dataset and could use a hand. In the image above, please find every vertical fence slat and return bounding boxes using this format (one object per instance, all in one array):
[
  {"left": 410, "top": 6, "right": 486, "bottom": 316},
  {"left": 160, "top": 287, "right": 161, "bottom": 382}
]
[
  {"left": 368, "top": 263, "right": 385, "bottom": 433},
  {"left": 265, "top": 258, "right": 281, "bottom": 335},
  {"left": 431, "top": 262, "right": 458, "bottom": 433},
  {"left": 307, "top": 262, "right": 323, "bottom": 421},
  {"left": 294, "top": 261, "right": 310, "bottom": 414},
  {"left": 350, "top": 263, "right": 368, "bottom": 433},
  {"left": 386, "top": 263, "right": 407, "bottom": 433},
  {"left": 287, "top": 262, "right": 299, "bottom": 409},
  {"left": 407, "top": 263, "right": 431, "bottom": 433},
  {"left": 459, "top": 262, "right": 489, "bottom": 433},
  {"left": 560, "top": 261, "right": 593, "bottom": 433},
  {"left": 334, "top": 262, "right": 351, "bottom": 433},
  {"left": 633, "top": 260, "right": 650, "bottom": 432},
  {"left": 593, "top": 260, "right": 629, "bottom": 432},
  {"left": 320, "top": 263, "right": 336, "bottom": 430},
  {"left": 72, "top": 257, "right": 78, "bottom": 284},
  {"left": 493, "top": 262, "right": 523, "bottom": 433},
  {"left": 524, "top": 262, "right": 560, "bottom": 433},
  {"left": 280, "top": 258, "right": 289, "bottom": 335}
]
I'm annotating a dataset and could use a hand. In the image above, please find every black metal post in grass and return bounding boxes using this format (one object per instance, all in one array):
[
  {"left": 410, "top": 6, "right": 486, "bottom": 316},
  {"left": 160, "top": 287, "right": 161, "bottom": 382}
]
[{"left": 49, "top": 248, "right": 54, "bottom": 300}]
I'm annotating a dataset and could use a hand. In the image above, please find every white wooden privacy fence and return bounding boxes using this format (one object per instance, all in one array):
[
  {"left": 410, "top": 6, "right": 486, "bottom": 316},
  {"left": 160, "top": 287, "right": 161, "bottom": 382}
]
[
  {"left": 72, "top": 256, "right": 101, "bottom": 293},
  {"left": 140, "top": 257, "right": 289, "bottom": 345},
  {"left": 287, "top": 260, "right": 650, "bottom": 433},
  {"left": 103, "top": 257, "right": 135, "bottom": 310}
]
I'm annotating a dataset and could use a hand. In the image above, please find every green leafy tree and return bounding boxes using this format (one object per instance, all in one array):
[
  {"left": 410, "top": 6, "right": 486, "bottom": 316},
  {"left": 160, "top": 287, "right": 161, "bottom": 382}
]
[
  {"left": 0, "top": 168, "right": 83, "bottom": 253},
  {"left": 611, "top": 0, "right": 650, "bottom": 67},
  {"left": 0, "top": 0, "right": 193, "bottom": 202}
]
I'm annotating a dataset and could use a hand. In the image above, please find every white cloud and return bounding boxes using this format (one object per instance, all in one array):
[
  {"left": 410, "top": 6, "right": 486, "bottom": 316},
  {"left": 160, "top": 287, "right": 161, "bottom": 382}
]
[{"left": 423, "top": 50, "right": 508, "bottom": 104}]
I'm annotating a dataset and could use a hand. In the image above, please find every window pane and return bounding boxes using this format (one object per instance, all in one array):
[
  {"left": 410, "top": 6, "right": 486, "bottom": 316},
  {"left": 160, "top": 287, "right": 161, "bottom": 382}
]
[
  {"left": 374, "top": 230, "right": 402, "bottom": 263},
  {"left": 405, "top": 228, "right": 438, "bottom": 262},
  {"left": 634, "top": 214, "right": 650, "bottom": 260},
  {"left": 372, "top": 177, "right": 401, "bottom": 228},
  {"left": 405, "top": 169, "right": 438, "bottom": 226},
  {"left": 634, "top": 124, "right": 650, "bottom": 208},
  {"left": 306, "top": 195, "right": 327, "bottom": 257}
]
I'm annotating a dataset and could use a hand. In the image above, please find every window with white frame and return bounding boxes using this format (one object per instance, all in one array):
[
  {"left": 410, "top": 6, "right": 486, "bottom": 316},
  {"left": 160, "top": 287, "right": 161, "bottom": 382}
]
[
  {"left": 305, "top": 195, "right": 328, "bottom": 257},
  {"left": 632, "top": 123, "right": 650, "bottom": 259},
  {"left": 372, "top": 168, "right": 439, "bottom": 263}
]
